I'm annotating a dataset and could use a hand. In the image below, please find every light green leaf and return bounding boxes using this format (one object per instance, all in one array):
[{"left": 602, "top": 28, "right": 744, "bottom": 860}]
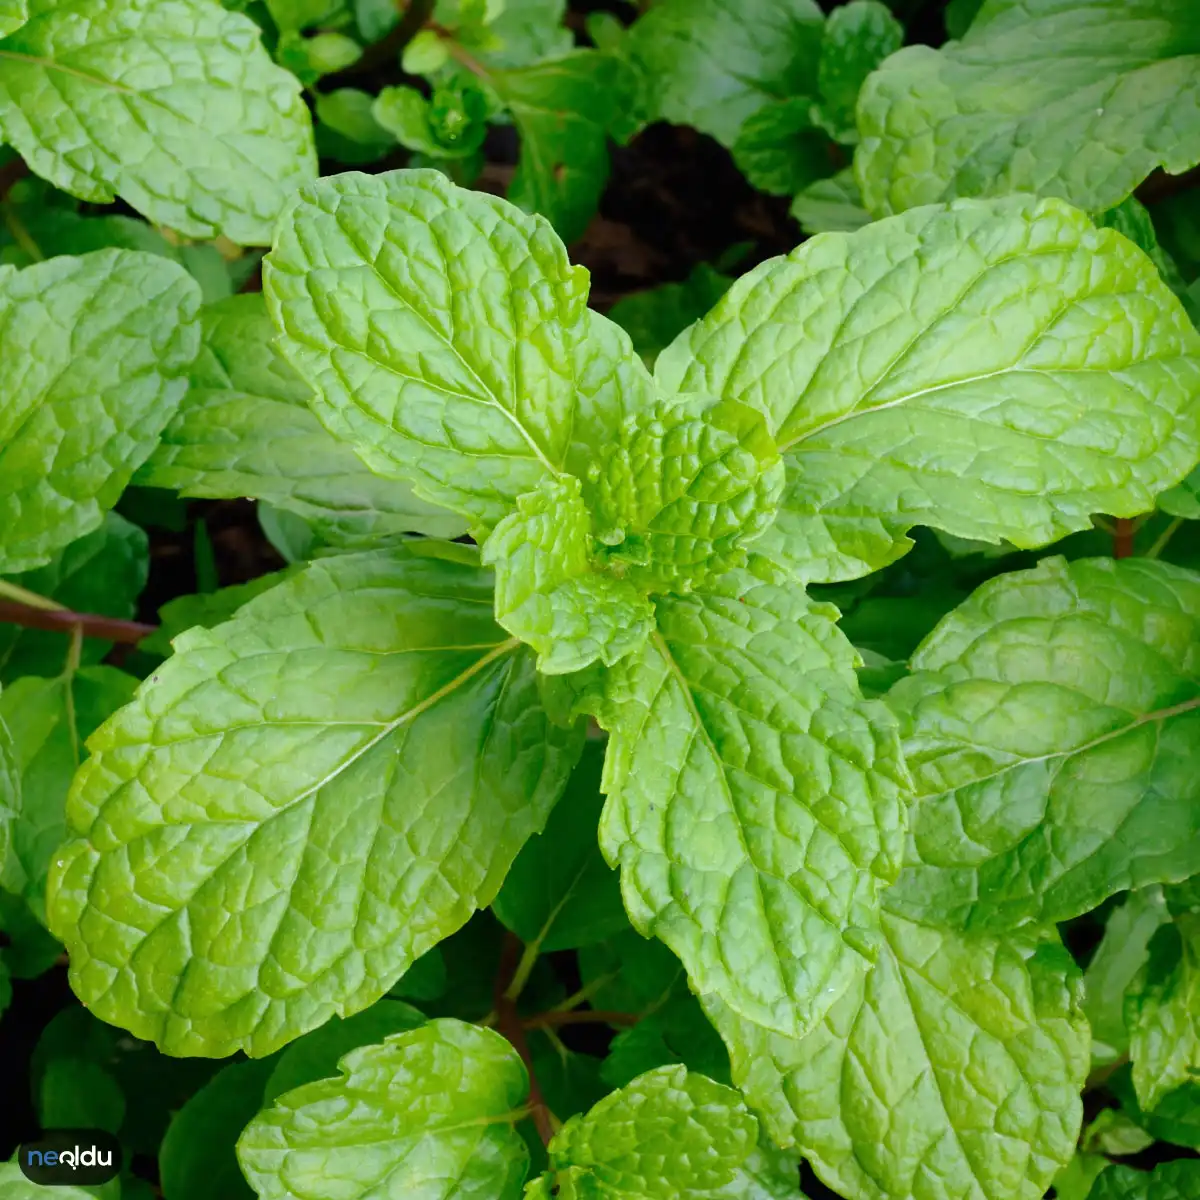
[
  {"left": 814, "top": 0, "right": 902, "bottom": 142},
  {"left": 264, "top": 169, "right": 655, "bottom": 533},
  {"left": 1, "top": 667, "right": 137, "bottom": 922},
  {"left": 789, "top": 168, "right": 871, "bottom": 234},
  {"left": 657, "top": 195, "right": 1200, "bottom": 583},
  {"left": 0, "top": 1162, "right": 97, "bottom": 1199},
  {"left": 495, "top": 50, "right": 631, "bottom": 244},
  {"left": 1081, "top": 1109, "right": 1155, "bottom": 1157},
  {"left": 1111, "top": 1066, "right": 1200, "bottom": 1153},
  {"left": 731, "top": 98, "right": 831, "bottom": 198},
  {"left": 627, "top": 0, "right": 824, "bottom": 148},
  {"left": 48, "top": 544, "right": 583, "bottom": 1056},
  {"left": 0, "top": 514, "right": 148, "bottom": 681},
  {"left": 266, "top": 0, "right": 347, "bottom": 31},
  {"left": 0, "top": 250, "right": 200, "bottom": 575},
  {"left": 0, "top": 0, "right": 24, "bottom": 36},
  {"left": 886, "top": 557, "right": 1200, "bottom": 933},
  {"left": 482, "top": 477, "right": 655, "bottom": 674},
  {"left": 138, "top": 293, "right": 467, "bottom": 546},
  {"left": 543, "top": 1065, "right": 757, "bottom": 1198},
  {"left": 1084, "top": 888, "right": 1170, "bottom": 1066},
  {"left": 1089, "top": 1161, "right": 1200, "bottom": 1200},
  {"left": 709, "top": 913, "right": 1089, "bottom": 1200},
  {"left": 1053, "top": 1153, "right": 1111, "bottom": 1200},
  {"left": 162, "top": 1057, "right": 280, "bottom": 1200},
  {"left": 720, "top": 1140, "right": 805, "bottom": 1200},
  {"left": 262, "top": 999, "right": 426, "bottom": 1105},
  {"left": 1129, "top": 915, "right": 1200, "bottom": 1112},
  {"left": 493, "top": 741, "right": 626, "bottom": 952},
  {"left": 373, "top": 80, "right": 488, "bottom": 160},
  {"left": 591, "top": 567, "right": 909, "bottom": 1039},
  {"left": 1094, "top": 196, "right": 1188, "bottom": 296},
  {"left": 1160, "top": 467, "right": 1200, "bottom": 520},
  {"left": 315, "top": 89, "right": 395, "bottom": 163},
  {"left": 478, "top": 0, "right": 572, "bottom": 70},
  {"left": 238, "top": 1020, "right": 530, "bottom": 1200},
  {"left": 857, "top": 0, "right": 1200, "bottom": 217},
  {"left": 0, "top": 0, "right": 316, "bottom": 244},
  {"left": 606, "top": 264, "right": 732, "bottom": 368}
]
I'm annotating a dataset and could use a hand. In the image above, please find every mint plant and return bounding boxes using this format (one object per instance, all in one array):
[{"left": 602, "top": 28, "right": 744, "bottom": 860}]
[{"left": 1, "top": 2, "right": 1200, "bottom": 1199}]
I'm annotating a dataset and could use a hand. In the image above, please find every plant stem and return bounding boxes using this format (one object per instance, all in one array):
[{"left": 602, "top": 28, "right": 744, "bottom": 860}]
[
  {"left": 494, "top": 932, "right": 556, "bottom": 1146},
  {"left": 0, "top": 578, "right": 62, "bottom": 611},
  {"left": 1113, "top": 516, "right": 1136, "bottom": 558},
  {"left": 504, "top": 937, "right": 541, "bottom": 1003},
  {"left": 1146, "top": 516, "right": 1185, "bottom": 561},
  {"left": 524, "top": 1009, "right": 639, "bottom": 1031},
  {"left": 0, "top": 598, "right": 156, "bottom": 644}
]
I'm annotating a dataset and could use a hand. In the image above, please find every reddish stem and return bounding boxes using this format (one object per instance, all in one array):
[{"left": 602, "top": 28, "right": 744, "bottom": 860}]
[
  {"left": 524, "top": 1010, "right": 639, "bottom": 1030},
  {"left": 494, "top": 933, "right": 556, "bottom": 1147},
  {"left": 0, "top": 600, "right": 155, "bottom": 645},
  {"left": 1113, "top": 517, "right": 1136, "bottom": 559}
]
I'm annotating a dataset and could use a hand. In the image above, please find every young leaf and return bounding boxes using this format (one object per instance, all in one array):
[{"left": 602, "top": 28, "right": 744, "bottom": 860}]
[
  {"left": 657, "top": 195, "right": 1200, "bottom": 583},
  {"left": 0, "top": 0, "right": 24, "bottom": 36},
  {"left": 264, "top": 169, "right": 655, "bottom": 533},
  {"left": 789, "top": 167, "right": 871, "bottom": 234},
  {"left": 537, "top": 1065, "right": 758, "bottom": 1198},
  {"left": 482, "top": 477, "right": 656, "bottom": 674},
  {"left": 0, "top": 0, "right": 318, "bottom": 243},
  {"left": 709, "top": 913, "right": 1089, "bottom": 1200},
  {"left": 492, "top": 741, "right": 627, "bottom": 952},
  {"left": 494, "top": 50, "right": 632, "bottom": 244},
  {"left": 0, "top": 251, "right": 201, "bottom": 575},
  {"left": 591, "top": 566, "right": 909, "bottom": 1039},
  {"left": 0, "top": 514, "right": 148, "bottom": 681},
  {"left": 1089, "top": 1161, "right": 1200, "bottom": 1200},
  {"left": 238, "top": 1021, "right": 531, "bottom": 1200},
  {"left": 857, "top": 0, "right": 1200, "bottom": 217},
  {"left": 0, "top": 1163, "right": 96, "bottom": 1199},
  {"left": 1128, "top": 915, "right": 1200, "bottom": 1113},
  {"left": 886, "top": 557, "right": 1200, "bottom": 933},
  {"left": 814, "top": 0, "right": 903, "bottom": 143},
  {"left": 138, "top": 293, "right": 467, "bottom": 546},
  {"left": 474, "top": 0, "right": 573, "bottom": 69},
  {"left": 627, "top": 0, "right": 824, "bottom": 148},
  {"left": 731, "top": 98, "right": 831, "bottom": 198},
  {"left": 373, "top": 80, "right": 488, "bottom": 160},
  {"left": 48, "top": 543, "right": 583, "bottom": 1057}
]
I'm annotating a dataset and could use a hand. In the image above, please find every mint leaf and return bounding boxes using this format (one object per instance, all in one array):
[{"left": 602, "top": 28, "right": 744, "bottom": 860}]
[
  {"left": 591, "top": 567, "right": 909, "bottom": 1039},
  {"left": 0, "top": 0, "right": 24, "bottom": 36},
  {"left": 542, "top": 1065, "right": 757, "bottom": 1197},
  {"left": 709, "top": 914, "right": 1089, "bottom": 1200},
  {"left": 478, "top": 0, "right": 572, "bottom": 70},
  {"left": 657, "top": 195, "right": 1200, "bottom": 583},
  {"left": 576, "top": 929, "right": 686, "bottom": 1016},
  {"left": 0, "top": 250, "right": 200, "bottom": 575},
  {"left": 495, "top": 50, "right": 632, "bottom": 244},
  {"left": 1084, "top": 888, "right": 1170, "bottom": 1066},
  {"left": 373, "top": 80, "right": 488, "bottom": 159},
  {"left": 265, "top": 169, "right": 654, "bottom": 533},
  {"left": 627, "top": 0, "right": 824, "bottom": 148},
  {"left": 0, "top": 0, "right": 317, "bottom": 243},
  {"left": 493, "top": 741, "right": 627, "bottom": 952},
  {"left": 1089, "top": 1162, "right": 1200, "bottom": 1200},
  {"left": 1160, "top": 468, "right": 1200, "bottom": 520},
  {"left": 0, "top": 514, "right": 148, "bottom": 681},
  {"left": 814, "top": 0, "right": 903, "bottom": 143},
  {"left": 39, "top": 1055, "right": 124, "bottom": 1134},
  {"left": 1082, "top": 1109, "right": 1156, "bottom": 1158},
  {"left": 483, "top": 477, "right": 656, "bottom": 674},
  {"left": 731, "top": 98, "right": 831, "bottom": 197},
  {"left": 1055, "top": 1153, "right": 1112, "bottom": 1200},
  {"left": 0, "top": 710, "right": 18, "bottom": 892},
  {"left": 790, "top": 168, "right": 871, "bottom": 234},
  {"left": 0, "top": 889, "right": 60, "bottom": 980},
  {"left": 600, "top": 995, "right": 730, "bottom": 1089},
  {"left": 238, "top": 1020, "right": 531, "bottom": 1200},
  {"left": 138, "top": 293, "right": 467, "bottom": 546},
  {"left": 48, "top": 543, "right": 583, "bottom": 1056},
  {"left": 606, "top": 265, "right": 732, "bottom": 368},
  {"left": 0, "top": 1163, "right": 96, "bottom": 1199},
  {"left": 1, "top": 666, "right": 137, "bottom": 923},
  {"left": 262, "top": 999, "right": 426, "bottom": 1104},
  {"left": 886, "top": 557, "right": 1200, "bottom": 933},
  {"left": 857, "top": 0, "right": 1200, "bottom": 217},
  {"left": 1129, "top": 916, "right": 1200, "bottom": 1112}
]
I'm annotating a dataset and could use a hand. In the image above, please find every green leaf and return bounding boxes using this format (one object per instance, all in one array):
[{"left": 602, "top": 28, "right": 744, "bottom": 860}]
[
  {"left": 1094, "top": 197, "right": 1188, "bottom": 296},
  {"left": 529, "top": 1032, "right": 609, "bottom": 1126},
  {"left": 477, "top": 0, "right": 572, "bottom": 70},
  {"left": 264, "top": 168, "right": 655, "bottom": 534},
  {"left": 495, "top": 50, "right": 632, "bottom": 244},
  {"left": 1081, "top": 1109, "right": 1156, "bottom": 1157},
  {"left": 0, "top": 0, "right": 317, "bottom": 244},
  {"left": 657, "top": 195, "right": 1200, "bottom": 583},
  {"left": 138, "top": 293, "right": 467, "bottom": 546},
  {"left": 886, "top": 557, "right": 1200, "bottom": 933},
  {"left": 1129, "top": 916, "right": 1200, "bottom": 1112},
  {"left": 39, "top": 1056, "right": 125, "bottom": 1134},
  {"left": 373, "top": 80, "right": 488, "bottom": 160},
  {"left": 161, "top": 1057, "right": 281, "bottom": 1200},
  {"left": 606, "top": 265, "right": 732, "bottom": 368},
  {"left": 314, "top": 89, "right": 395, "bottom": 165},
  {"left": 0, "top": 1163, "right": 97, "bottom": 1199},
  {"left": 600, "top": 994, "right": 730, "bottom": 1089},
  {"left": 0, "top": 708, "right": 18, "bottom": 879},
  {"left": 591, "top": 567, "right": 909, "bottom": 1039},
  {"left": 542, "top": 1065, "right": 757, "bottom": 1197},
  {"left": 0, "top": 889, "right": 60, "bottom": 980},
  {"left": 857, "top": 0, "right": 1200, "bottom": 217},
  {"left": 265, "top": 0, "right": 347, "bottom": 31},
  {"left": 627, "top": 0, "right": 824, "bottom": 148},
  {"left": 493, "top": 741, "right": 626, "bottom": 951},
  {"left": 1084, "top": 888, "right": 1170, "bottom": 1065},
  {"left": 0, "top": 0, "right": 24, "bottom": 36},
  {"left": 48, "top": 543, "right": 583, "bottom": 1056},
  {"left": 944, "top": 0, "right": 984, "bottom": 37},
  {"left": 709, "top": 913, "right": 1089, "bottom": 1200},
  {"left": 1089, "top": 1162, "right": 1200, "bottom": 1200},
  {"left": 262, "top": 999, "right": 427, "bottom": 1105},
  {"left": 789, "top": 168, "right": 871, "bottom": 234},
  {"left": 238, "top": 1020, "right": 531, "bottom": 1200},
  {"left": 1054, "top": 1153, "right": 1112, "bottom": 1200},
  {"left": 0, "top": 251, "right": 200, "bottom": 575},
  {"left": 1, "top": 667, "right": 138, "bottom": 922},
  {"left": 482, "top": 477, "right": 656, "bottom": 674},
  {"left": 0, "top": 514, "right": 148, "bottom": 681},
  {"left": 814, "top": 0, "right": 903, "bottom": 143},
  {"left": 576, "top": 929, "right": 687, "bottom": 1016},
  {"left": 1111, "top": 1065, "right": 1200, "bottom": 1152},
  {"left": 732, "top": 99, "right": 833, "bottom": 199}
]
